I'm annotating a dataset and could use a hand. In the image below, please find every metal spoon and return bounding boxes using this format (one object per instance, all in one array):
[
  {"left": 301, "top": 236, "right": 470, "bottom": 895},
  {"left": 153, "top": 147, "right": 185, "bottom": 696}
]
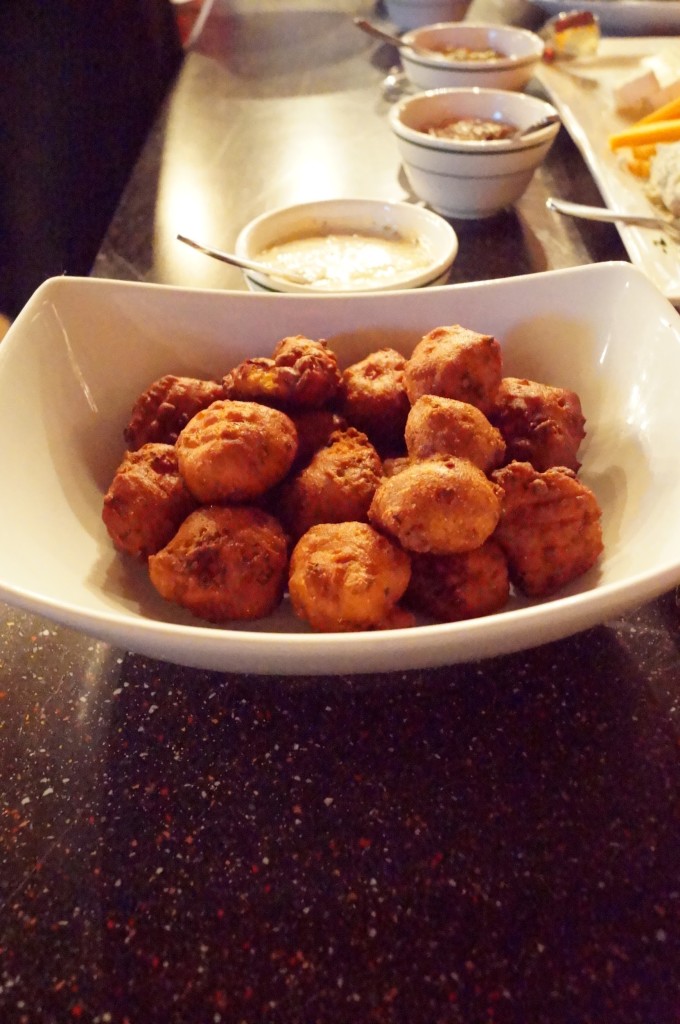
[
  {"left": 353, "top": 17, "right": 425, "bottom": 53},
  {"left": 354, "top": 17, "right": 520, "bottom": 62},
  {"left": 517, "top": 113, "right": 560, "bottom": 138},
  {"left": 353, "top": 18, "right": 465, "bottom": 60},
  {"left": 546, "top": 197, "right": 680, "bottom": 242},
  {"left": 176, "top": 233, "right": 312, "bottom": 285}
]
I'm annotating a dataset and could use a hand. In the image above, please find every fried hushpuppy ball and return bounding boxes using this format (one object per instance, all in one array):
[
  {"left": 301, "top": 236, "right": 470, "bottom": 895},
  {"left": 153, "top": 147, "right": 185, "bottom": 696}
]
[
  {"left": 491, "top": 461, "right": 603, "bottom": 597},
  {"left": 341, "top": 348, "right": 410, "bottom": 453},
  {"left": 175, "top": 399, "right": 298, "bottom": 503},
  {"left": 382, "top": 455, "right": 412, "bottom": 478},
  {"left": 405, "top": 395, "right": 506, "bottom": 472},
  {"left": 288, "top": 408, "right": 347, "bottom": 469},
  {"left": 102, "top": 443, "right": 197, "bottom": 559},
  {"left": 223, "top": 335, "right": 344, "bottom": 410},
  {"left": 123, "top": 375, "right": 227, "bottom": 450},
  {"left": 490, "top": 377, "right": 586, "bottom": 472},
  {"left": 278, "top": 427, "right": 383, "bottom": 541},
  {"left": 288, "top": 521, "right": 411, "bottom": 632},
  {"left": 373, "top": 605, "right": 417, "bottom": 631},
  {"left": 148, "top": 505, "right": 288, "bottom": 622},
  {"left": 368, "top": 455, "right": 501, "bottom": 554},
  {"left": 404, "top": 324, "right": 503, "bottom": 414},
  {"left": 406, "top": 539, "right": 510, "bottom": 622}
]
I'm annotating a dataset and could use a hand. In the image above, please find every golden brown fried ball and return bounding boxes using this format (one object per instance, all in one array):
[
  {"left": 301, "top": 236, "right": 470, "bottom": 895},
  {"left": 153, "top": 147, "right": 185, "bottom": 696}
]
[
  {"left": 278, "top": 427, "right": 383, "bottom": 540},
  {"left": 404, "top": 324, "right": 503, "bottom": 415},
  {"left": 148, "top": 505, "right": 288, "bottom": 622},
  {"left": 491, "top": 460, "right": 603, "bottom": 597},
  {"left": 381, "top": 455, "right": 412, "bottom": 478},
  {"left": 176, "top": 399, "right": 298, "bottom": 503},
  {"left": 102, "top": 443, "right": 197, "bottom": 559},
  {"left": 341, "top": 347, "right": 410, "bottom": 453},
  {"left": 372, "top": 605, "right": 417, "bottom": 631},
  {"left": 406, "top": 540, "right": 510, "bottom": 622},
  {"left": 223, "top": 335, "right": 343, "bottom": 410},
  {"left": 368, "top": 455, "right": 501, "bottom": 554},
  {"left": 288, "top": 408, "right": 347, "bottom": 469},
  {"left": 123, "top": 375, "right": 227, "bottom": 450},
  {"left": 405, "top": 395, "right": 506, "bottom": 472},
  {"left": 490, "top": 377, "right": 586, "bottom": 472},
  {"left": 288, "top": 521, "right": 411, "bottom": 632}
]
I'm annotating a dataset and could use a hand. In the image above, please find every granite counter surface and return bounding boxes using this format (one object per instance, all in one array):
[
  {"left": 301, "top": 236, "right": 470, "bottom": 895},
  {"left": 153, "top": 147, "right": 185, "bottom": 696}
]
[{"left": 1, "top": 595, "right": 678, "bottom": 1023}]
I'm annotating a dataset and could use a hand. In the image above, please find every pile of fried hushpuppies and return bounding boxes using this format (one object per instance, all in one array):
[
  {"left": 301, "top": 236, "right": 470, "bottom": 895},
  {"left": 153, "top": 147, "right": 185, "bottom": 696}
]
[{"left": 102, "top": 325, "right": 603, "bottom": 632}]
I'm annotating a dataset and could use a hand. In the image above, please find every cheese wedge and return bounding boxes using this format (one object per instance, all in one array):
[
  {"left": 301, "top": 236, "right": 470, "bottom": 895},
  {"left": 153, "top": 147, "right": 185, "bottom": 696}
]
[
  {"left": 609, "top": 118, "right": 680, "bottom": 151},
  {"left": 613, "top": 51, "right": 680, "bottom": 114},
  {"left": 613, "top": 68, "right": 658, "bottom": 113},
  {"left": 647, "top": 51, "right": 680, "bottom": 109}
]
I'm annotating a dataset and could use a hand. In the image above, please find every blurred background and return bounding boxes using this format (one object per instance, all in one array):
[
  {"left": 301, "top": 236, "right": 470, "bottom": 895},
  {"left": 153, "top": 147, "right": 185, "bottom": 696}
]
[{"left": 0, "top": 0, "right": 192, "bottom": 323}]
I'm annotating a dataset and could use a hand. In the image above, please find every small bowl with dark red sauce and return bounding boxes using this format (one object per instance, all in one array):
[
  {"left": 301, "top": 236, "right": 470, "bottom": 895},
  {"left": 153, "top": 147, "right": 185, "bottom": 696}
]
[
  {"left": 389, "top": 86, "right": 561, "bottom": 219},
  {"left": 400, "top": 22, "right": 545, "bottom": 92}
]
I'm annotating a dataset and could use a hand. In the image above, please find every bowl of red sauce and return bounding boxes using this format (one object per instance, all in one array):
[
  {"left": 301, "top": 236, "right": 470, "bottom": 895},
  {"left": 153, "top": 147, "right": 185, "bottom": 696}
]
[
  {"left": 400, "top": 22, "right": 545, "bottom": 92},
  {"left": 389, "top": 86, "right": 561, "bottom": 219}
]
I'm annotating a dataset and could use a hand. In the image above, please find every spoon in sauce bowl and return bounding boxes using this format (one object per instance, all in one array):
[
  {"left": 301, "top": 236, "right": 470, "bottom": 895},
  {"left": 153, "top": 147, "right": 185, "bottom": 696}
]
[
  {"left": 353, "top": 18, "right": 455, "bottom": 59},
  {"left": 353, "top": 17, "right": 518, "bottom": 62},
  {"left": 177, "top": 233, "right": 313, "bottom": 285},
  {"left": 517, "top": 112, "right": 561, "bottom": 138},
  {"left": 353, "top": 18, "right": 424, "bottom": 51}
]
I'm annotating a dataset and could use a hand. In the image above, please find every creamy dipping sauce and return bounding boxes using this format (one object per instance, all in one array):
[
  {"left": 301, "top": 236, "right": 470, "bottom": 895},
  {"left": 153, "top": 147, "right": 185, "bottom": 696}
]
[{"left": 254, "top": 230, "right": 433, "bottom": 289}]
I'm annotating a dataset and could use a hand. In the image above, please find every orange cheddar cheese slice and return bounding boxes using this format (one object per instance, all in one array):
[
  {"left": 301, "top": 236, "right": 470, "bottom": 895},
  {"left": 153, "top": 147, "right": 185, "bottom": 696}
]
[{"left": 608, "top": 118, "right": 680, "bottom": 151}]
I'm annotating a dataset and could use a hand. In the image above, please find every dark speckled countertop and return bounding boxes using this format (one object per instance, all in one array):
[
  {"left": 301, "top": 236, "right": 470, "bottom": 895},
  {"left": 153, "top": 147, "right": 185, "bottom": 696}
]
[{"left": 1, "top": 1, "right": 679, "bottom": 1021}]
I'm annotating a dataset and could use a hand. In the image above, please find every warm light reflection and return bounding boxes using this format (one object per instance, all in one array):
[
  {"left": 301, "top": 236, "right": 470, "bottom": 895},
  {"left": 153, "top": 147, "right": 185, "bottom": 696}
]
[
  {"left": 267, "top": 111, "right": 350, "bottom": 202},
  {"left": 152, "top": 90, "right": 402, "bottom": 289},
  {"left": 155, "top": 160, "right": 220, "bottom": 288}
]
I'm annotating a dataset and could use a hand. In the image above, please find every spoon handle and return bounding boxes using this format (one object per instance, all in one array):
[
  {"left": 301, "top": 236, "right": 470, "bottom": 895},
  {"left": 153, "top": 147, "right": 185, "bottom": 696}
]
[
  {"left": 520, "top": 113, "right": 561, "bottom": 138},
  {"left": 353, "top": 18, "right": 404, "bottom": 49},
  {"left": 177, "top": 234, "right": 263, "bottom": 273},
  {"left": 176, "top": 234, "right": 309, "bottom": 285},
  {"left": 546, "top": 197, "right": 679, "bottom": 236}
]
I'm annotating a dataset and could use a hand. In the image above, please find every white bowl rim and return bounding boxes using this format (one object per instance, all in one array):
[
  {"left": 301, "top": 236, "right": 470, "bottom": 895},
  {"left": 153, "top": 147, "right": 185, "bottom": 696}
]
[
  {"left": 389, "top": 87, "right": 561, "bottom": 152},
  {"left": 234, "top": 197, "right": 459, "bottom": 293},
  {"left": 401, "top": 21, "right": 545, "bottom": 70}
]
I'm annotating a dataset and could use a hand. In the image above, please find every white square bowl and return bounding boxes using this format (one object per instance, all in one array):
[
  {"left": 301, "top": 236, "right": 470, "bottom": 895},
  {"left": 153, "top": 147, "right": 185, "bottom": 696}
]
[{"left": 1, "top": 263, "right": 680, "bottom": 675}]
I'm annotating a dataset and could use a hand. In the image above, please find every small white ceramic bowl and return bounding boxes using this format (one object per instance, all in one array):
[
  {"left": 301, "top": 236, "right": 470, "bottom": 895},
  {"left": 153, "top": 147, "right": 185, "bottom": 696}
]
[
  {"left": 400, "top": 22, "right": 545, "bottom": 91},
  {"left": 389, "top": 87, "right": 561, "bottom": 219},
  {"left": 234, "top": 198, "right": 459, "bottom": 293},
  {"left": 384, "top": 0, "right": 473, "bottom": 31}
]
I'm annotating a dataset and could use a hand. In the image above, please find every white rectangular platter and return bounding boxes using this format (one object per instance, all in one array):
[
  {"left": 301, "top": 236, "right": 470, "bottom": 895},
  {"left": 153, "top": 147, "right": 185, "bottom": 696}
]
[{"left": 537, "top": 37, "right": 680, "bottom": 305}]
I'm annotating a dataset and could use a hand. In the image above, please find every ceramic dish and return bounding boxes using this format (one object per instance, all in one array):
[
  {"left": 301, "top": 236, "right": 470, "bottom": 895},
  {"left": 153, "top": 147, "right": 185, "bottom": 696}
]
[
  {"left": 537, "top": 37, "right": 680, "bottom": 304},
  {"left": 528, "top": 0, "right": 680, "bottom": 36},
  {"left": 234, "top": 198, "right": 458, "bottom": 293},
  {"left": 2, "top": 264, "right": 680, "bottom": 675},
  {"left": 400, "top": 22, "right": 545, "bottom": 91},
  {"left": 389, "top": 86, "right": 561, "bottom": 217}
]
